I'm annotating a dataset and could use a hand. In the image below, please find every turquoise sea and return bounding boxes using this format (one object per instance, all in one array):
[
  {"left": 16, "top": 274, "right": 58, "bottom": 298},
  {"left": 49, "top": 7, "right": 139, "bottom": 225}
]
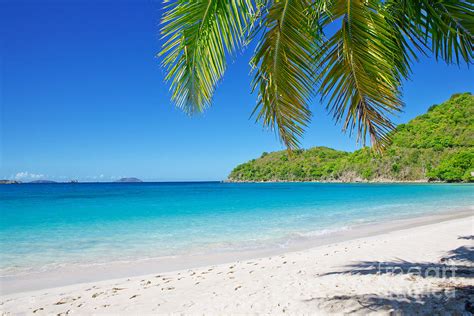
[{"left": 0, "top": 182, "right": 473, "bottom": 277}]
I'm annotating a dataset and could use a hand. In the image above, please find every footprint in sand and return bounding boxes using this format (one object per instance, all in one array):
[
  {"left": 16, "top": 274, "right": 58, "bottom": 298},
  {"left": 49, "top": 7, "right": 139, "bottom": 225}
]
[
  {"left": 112, "top": 287, "right": 126, "bottom": 292},
  {"left": 55, "top": 296, "right": 81, "bottom": 305}
]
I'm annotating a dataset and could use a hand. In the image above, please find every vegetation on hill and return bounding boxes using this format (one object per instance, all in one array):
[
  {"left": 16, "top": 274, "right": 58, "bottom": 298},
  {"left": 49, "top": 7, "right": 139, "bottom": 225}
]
[{"left": 228, "top": 93, "right": 474, "bottom": 183}]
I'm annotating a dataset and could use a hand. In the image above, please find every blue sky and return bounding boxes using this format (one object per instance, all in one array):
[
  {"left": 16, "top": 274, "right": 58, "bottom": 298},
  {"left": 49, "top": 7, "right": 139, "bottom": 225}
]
[{"left": 1, "top": 0, "right": 473, "bottom": 181}]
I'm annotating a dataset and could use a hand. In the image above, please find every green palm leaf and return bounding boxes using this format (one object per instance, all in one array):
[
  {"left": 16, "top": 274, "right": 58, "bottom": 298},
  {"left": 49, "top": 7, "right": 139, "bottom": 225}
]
[
  {"left": 251, "top": 0, "right": 320, "bottom": 149},
  {"left": 387, "top": 0, "right": 474, "bottom": 65},
  {"left": 158, "top": 0, "right": 472, "bottom": 152},
  {"left": 159, "top": 0, "right": 254, "bottom": 114},
  {"left": 317, "top": 0, "right": 408, "bottom": 151}
]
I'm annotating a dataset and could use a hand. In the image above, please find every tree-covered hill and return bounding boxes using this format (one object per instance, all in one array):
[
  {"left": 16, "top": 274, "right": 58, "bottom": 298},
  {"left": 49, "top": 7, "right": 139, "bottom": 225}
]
[{"left": 228, "top": 93, "right": 474, "bottom": 183}]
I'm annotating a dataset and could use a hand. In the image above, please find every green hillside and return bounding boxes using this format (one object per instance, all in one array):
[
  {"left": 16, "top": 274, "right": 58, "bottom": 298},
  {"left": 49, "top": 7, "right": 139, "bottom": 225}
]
[{"left": 228, "top": 93, "right": 474, "bottom": 182}]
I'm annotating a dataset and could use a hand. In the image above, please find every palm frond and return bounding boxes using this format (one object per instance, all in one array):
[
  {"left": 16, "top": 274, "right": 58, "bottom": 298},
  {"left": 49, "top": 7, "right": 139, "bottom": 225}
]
[
  {"left": 158, "top": 0, "right": 472, "bottom": 152},
  {"left": 251, "top": 0, "right": 320, "bottom": 149},
  {"left": 387, "top": 0, "right": 474, "bottom": 65},
  {"left": 159, "top": 0, "right": 254, "bottom": 114},
  {"left": 317, "top": 0, "right": 408, "bottom": 151}
]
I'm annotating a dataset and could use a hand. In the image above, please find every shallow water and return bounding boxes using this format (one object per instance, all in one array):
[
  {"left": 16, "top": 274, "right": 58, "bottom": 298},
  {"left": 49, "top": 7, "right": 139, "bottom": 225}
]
[{"left": 0, "top": 182, "right": 472, "bottom": 276}]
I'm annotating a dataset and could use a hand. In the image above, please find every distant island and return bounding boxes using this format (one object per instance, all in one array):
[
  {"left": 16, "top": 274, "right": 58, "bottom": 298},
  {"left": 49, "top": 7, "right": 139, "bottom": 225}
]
[
  {"left": 115, "top": 177, "right": 143, "bottom": 183},
  {"left": 29, "top": 180, "right": 57, "bottom": 184},
  {"left": 0, "top": 180, "right": 21, "bottom": 184},
  {"left": 228, "top": 93, "right": 473, "bottom": 183}
]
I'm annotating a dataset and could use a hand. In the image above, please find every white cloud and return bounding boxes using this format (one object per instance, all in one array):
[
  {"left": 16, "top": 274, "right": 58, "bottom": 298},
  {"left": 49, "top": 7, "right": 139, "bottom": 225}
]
[
  {"left": 83, "top": 174, "right": 107, "bottom": 181},
  {"left": 14, "top": 172, "right": 28, "bottom": 180},
  {"left": 14, "top": 171, "right": 45, "bottom": 181}
]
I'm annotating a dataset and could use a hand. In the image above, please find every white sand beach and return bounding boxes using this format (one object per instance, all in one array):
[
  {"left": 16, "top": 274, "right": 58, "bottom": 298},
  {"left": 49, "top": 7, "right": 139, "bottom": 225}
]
[{"left": 1, "top": 213, "right": 473, "bottom": 315}]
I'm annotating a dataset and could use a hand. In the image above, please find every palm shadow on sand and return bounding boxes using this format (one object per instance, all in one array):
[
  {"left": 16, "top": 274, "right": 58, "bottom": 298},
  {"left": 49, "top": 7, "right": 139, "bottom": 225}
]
[{"left": 306, "top": 244, "right": 473, "bottom": 314}]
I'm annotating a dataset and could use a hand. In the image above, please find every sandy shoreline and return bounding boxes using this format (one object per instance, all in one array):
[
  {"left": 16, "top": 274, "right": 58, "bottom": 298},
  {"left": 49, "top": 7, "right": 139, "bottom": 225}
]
[
  {"left": 1, "top": 208, "right": 472, "bottom": 295},
  {"left": 1, "top": 210, "right": 473, "bottom": 314}
]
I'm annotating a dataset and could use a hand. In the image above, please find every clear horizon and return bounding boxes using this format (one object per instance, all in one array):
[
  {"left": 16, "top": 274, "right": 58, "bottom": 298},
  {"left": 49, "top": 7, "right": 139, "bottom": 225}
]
[{"left": 1, "top": 1, "right": 473, "bottom": 182}]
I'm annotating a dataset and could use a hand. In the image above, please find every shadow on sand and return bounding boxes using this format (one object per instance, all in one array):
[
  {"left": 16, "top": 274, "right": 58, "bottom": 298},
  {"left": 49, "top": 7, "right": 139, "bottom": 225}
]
[
  {"left": 306, "top": 244, "right": 473, "bottom": 314},
  {"left": 319, "top": 245, "right": 473, "bottom": 279}
]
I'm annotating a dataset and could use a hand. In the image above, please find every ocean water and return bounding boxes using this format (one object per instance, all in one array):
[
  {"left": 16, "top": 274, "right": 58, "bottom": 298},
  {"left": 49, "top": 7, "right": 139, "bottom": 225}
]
[{"left": 0, "top": 182, "right": 472, "bottom": 277}]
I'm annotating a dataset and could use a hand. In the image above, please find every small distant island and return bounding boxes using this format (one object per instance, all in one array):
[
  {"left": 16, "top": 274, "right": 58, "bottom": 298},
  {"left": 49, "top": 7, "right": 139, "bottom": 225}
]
[
  {"left": 228, "top": 93, "right": 474, "bottom": 183},
  {"left": 0, "top": 180, "right": 21, "bottom": 184},
  {"left": 29, "top": 180, "right": 58, "bottom": 184},
  {"left": 115, "top": 177, "right": 143, "bottom": 183}
]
